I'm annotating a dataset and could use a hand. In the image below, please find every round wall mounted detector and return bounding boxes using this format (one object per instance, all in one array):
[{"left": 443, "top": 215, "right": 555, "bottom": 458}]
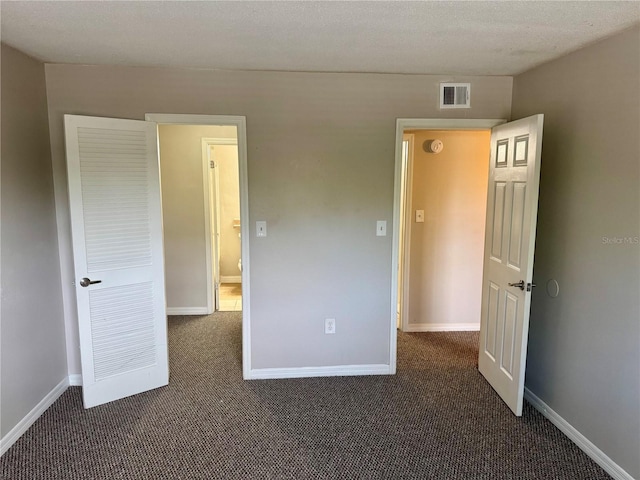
[{"left": 425, "top": 139, "right": 444, "bottom": 154}]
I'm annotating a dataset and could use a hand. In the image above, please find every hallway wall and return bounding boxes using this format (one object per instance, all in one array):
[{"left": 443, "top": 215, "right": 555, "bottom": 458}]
[
  {"left": 157, "top": 124, "right": 236, "bottom": 311},
  {"left": 405, "top": 130, "right": 490, "bottom": 330}
]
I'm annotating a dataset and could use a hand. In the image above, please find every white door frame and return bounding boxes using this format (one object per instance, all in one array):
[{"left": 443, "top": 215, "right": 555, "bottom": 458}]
[
  {"left": 146, "top": 114, "right": 251, "bottom": 379},
  {"left": 390, "top": 118, "right": 505, "bottom": 372},
  {"left": 397, "top": 133, "right": 414, "bottom": 331},
  {"left": 202, "top": 137, "right": 239, "bottom": 313}
]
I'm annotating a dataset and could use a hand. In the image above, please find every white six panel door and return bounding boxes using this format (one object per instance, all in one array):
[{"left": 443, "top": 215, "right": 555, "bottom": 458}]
[
  {"left": 64, "top": 115, "right": 168, "bottom": 408},
  {"left": 478, "top": 114, "right": 544, "bottom": 416}
]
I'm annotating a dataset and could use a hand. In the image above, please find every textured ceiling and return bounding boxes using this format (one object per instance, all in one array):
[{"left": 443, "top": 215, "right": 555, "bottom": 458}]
[{"left": 1, "top": 1, "right": 639, "bottom": 76}]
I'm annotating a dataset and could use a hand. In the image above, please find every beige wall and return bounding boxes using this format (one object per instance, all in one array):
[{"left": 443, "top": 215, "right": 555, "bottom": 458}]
[
  {"left": 1, "top": 44, "right": 67, "bottom": 438},
  {"left": 214, "top": 144, "right": 241, "bottom": 279},
  {"left": 43, "top": 64, "right": 512, "bottom": 372},
  {"left": 512, "top": 26, "right": 640, "bottom": 478},
  {"left": 406, "top": 130, "right": 490, "bottom": 328},
  {"left": 157, "top": 125, "right": 235, "bottom": 310}
]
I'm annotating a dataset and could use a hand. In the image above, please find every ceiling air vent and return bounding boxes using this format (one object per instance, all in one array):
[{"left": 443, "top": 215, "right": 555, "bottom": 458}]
[{"left": 440, "top": 83, "right": 470, "bottom": 109}]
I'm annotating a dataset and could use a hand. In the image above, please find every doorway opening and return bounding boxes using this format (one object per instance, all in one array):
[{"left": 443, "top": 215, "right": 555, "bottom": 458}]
[
  {"left": 398, "top": 128, "right": 491, "bottom": 332},
  {"left": 146, "top": 114, "right": 252, "bottom": 379},
  {"left": 389, "top": 119, "right": 504, "bottom": 372},
  {"left": 391, "top": 116, "right": 545, "bottom": 417},
  {"left": 203, "top": 137, "right": 242, "bottom": 312}
]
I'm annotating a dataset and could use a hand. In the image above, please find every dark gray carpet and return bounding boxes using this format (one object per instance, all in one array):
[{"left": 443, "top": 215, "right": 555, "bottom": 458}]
[{"left": 1, "top": 313, "right": 610, "bottom": 479}]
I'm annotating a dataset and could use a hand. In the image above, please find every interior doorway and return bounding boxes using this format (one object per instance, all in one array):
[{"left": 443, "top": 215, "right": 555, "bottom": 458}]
[
  {"left": 398, "top": 128, "right": 491, "bottom": 332},
  {"left": 146, "top": 114, "right": 252, "bottom": 379},
  {"left": 389, "top": 119, "right": 504, "bottom": 372},
  {"left": 392, "top": 116, "right": 545, "bottom": 417},
  {"left": 203, "top": 137, "right": 242, "bottom": 312}
]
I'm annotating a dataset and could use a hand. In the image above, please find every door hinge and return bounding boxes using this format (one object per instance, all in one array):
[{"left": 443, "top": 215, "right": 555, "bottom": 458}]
[{"left": 210, "top": 160, "right": 215, "bottom": 169}]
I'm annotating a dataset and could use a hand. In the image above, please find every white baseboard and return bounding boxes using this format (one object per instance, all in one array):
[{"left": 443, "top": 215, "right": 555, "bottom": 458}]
[
  {"left": 524, "top": 387, "right": 634, "bottom": 480},
  {"left": 0, "top": 377, "right": 69, "bottom": 456},
  {"left": 248, "top": 364, "right": 391, "bottom": 380},
  {"left": 220, "top": 276, "right": 241, "bottom": 284},
  {"left": 68, "top": 374, "right": 82, "bottom": 386},
  {"left": 403, "top": 323, "right": 480, "bottom": 332},
  {"left": 166, "top": 307, "right": 211, "bottom": 316}
]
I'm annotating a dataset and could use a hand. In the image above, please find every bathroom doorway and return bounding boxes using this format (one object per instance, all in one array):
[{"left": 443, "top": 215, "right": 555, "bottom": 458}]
[
  {"left": 204, "top": 138, "right": 242, "bottom": 312},
  {"left": 147, "top": 114, "right": 249, "bottom": 321}
]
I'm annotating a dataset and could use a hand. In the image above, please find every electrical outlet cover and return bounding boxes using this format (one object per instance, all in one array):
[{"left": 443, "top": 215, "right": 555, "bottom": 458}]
[{"left": 325, "top": 318, "right": 336, "bottom": 334}]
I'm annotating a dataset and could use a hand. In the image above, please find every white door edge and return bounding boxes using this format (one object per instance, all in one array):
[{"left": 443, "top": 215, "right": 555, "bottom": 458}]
[
  {"left": 145, "top": 114, "right": 251, "bottom": 379},
  {"left": 201, "top": 139, "right": 215, "bottom": 315},
  {"left": 390, "top": 118, "right": 506, "bottom": 373}
]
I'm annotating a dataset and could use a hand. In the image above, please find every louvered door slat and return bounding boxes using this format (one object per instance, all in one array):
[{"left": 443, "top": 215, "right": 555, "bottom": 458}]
[{"left": 78, "top": 123, "right": 153, "bottom": 271}]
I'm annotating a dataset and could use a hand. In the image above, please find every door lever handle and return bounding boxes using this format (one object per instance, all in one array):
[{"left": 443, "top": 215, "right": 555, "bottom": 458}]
[
  {"left": 509, "top": 280, "right": 537, "bottom": 292},
  {"left": 79, "top": 277, "right": 102, "bottom": 288}
]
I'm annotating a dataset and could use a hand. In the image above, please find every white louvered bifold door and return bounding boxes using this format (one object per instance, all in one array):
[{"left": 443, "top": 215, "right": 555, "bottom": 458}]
[
  {"left": 65, "top": 115, "right": 168, "bottom": 409},
  {"left": 478, "top": 114, "right": 543, "bottom": 416}
]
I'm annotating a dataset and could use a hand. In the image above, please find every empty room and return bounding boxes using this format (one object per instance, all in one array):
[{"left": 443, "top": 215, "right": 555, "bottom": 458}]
[{"left": 1, "top": 2, "right": 638, "bottom": 479}]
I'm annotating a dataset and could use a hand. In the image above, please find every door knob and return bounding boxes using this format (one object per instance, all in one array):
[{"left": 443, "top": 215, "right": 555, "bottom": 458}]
[{"left": 79, "top": 277, "right": 102, "bottom": 288}]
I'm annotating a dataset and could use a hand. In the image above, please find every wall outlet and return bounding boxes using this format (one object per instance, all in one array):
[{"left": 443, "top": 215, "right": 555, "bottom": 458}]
[{"left": 325, "top": 318, "right": 336, "bottom": 334}]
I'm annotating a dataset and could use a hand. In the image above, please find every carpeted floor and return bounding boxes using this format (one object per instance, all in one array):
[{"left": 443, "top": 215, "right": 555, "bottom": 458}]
[{"left": 1, "top": 313, "right": 610, "bottom": 479}]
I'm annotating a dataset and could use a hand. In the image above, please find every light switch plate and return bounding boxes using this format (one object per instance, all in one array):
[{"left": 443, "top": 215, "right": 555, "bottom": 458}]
[
  {"left": 376, "top": 220, "right": 387, "bottom": 236},
  {"left": 256, "top": 221, "right": 267, "bottom": 237},
  {"left": 416, "top": 210, "right": 425, "bottom": 223}
]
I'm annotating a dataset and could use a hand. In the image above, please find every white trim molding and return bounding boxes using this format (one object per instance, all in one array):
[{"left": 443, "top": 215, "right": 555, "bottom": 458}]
[
  {"left": 404, "top": 323, "right": 480, "bottom": 332},
  {"left": 0, "top": 378, "right": 69, "bottom": 456},
  {"left": 399, "top": 133, "right": 414, "bottom": 333},
  {"left": 524, "top": 387, "right": 635, "bottom": 480},
  {"left": 68, "top": 374, "right": 83, "bottom": 386},
  {"left": 248, "top": 364, "right": 391, "bottom": 380}
]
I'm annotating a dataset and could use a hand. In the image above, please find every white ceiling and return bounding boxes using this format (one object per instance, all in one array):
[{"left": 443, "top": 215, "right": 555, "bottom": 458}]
[{"left": 1, "top": 1, "right": 639, "bottom": 76}]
